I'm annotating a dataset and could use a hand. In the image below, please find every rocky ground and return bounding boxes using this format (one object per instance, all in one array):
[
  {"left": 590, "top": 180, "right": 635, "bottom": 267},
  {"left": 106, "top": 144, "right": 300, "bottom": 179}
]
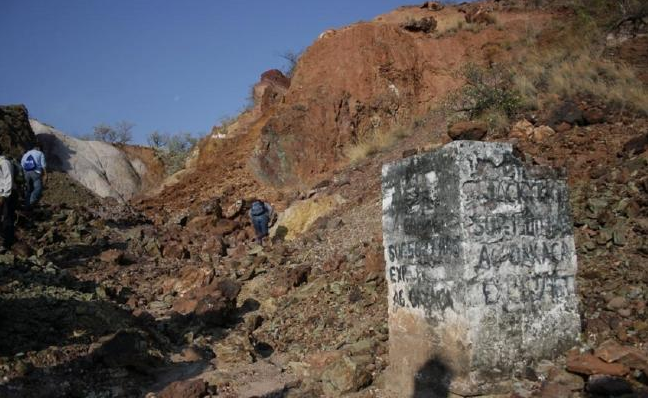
[
  {"left": 1, "top": 1, "right": 647, "bottom": 398},
  {"left": 1, "top": 101, "right": 647, "bottom": 397}
]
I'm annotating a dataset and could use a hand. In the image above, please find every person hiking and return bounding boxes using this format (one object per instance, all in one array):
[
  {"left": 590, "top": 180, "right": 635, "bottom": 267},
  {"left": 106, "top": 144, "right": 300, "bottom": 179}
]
[
  {"left": 0, "top": 154, "right": 17, "bottom": 252},
  {"left": 21, "top": 143, "right": 47, "bottom": 209},
  {"left": 249, "top": 200, "right": 273, "bottom": 245}
]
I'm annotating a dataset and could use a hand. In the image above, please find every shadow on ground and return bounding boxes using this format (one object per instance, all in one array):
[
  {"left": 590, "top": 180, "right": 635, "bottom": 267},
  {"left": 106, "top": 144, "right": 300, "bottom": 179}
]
[{"left": 412, "top": 356, "right": 453, "bottom": 398}]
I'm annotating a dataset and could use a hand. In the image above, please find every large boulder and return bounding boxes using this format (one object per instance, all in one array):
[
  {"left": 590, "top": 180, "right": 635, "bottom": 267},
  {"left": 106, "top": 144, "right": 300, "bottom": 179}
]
[
  {"left": 321, "top": 355, "right": 373, "bottom": 396},
  {"left": 401, "top": 17, "right": 437, "bottom": 33},
  {"left": 447, "top": 121, "right": 488, "bottom": 141},
  {"left": 208, "top": 69, "right": 290, "bottom": 139},
  {"left": 30, "top": 119, "right": 164, "bottom": 202},
  {"left": 158, "top": 379, "right": 207, "bottom": 398},
  {"left": 91, "top": 329, "right": 163, "bottom": 373},
  {"left": 173, "top": 278, "right": 241, "bottom": 326},
  {"left": 546, "top": 101, "right": 585, "bottom": 130},
  {"left": 254, "top": 69, "right": 291, "bottom": 114},
  {"left": 270, "top": 194, "right": 346, "bottom": 241},
  {"left": 0, "top": 105, "right": 37, "bottom": 159}
]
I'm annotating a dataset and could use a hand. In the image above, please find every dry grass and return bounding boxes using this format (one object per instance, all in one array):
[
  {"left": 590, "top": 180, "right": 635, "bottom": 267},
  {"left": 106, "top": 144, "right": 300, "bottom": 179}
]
[
  {"left": 477, "top": 109, "right": 510, "bottom": 136},
  {"left": 507, "top": 0, "right": 648, "bottom": 114},
  {"left": 344, "top": 125, "right": 414, "bottom": 163},
  {"left": 514, "top": 47, "right": 648, "bottom": 114},
  {"left": 435, "top": 12, "right": 465, "bottom": 33},
  {"left": 513, "top": 72, "right": 540, "bottom": 110},
  {"left": 436, "top": 21, "right": 485, "bottom": 37},
  {"left": 344, "top": 131, "right": 397, "bottom": 163},
  {"left": 434, "top": 11, "right": 490, "bottom": 38}
]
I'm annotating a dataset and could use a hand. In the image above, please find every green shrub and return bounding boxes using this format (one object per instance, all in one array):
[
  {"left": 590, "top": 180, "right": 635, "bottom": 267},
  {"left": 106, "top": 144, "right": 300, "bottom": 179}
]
[
  {"left": 147, "top": 131, "right": 198, "bottom": 175},
  {"left": 91, "top": 121, "right": 133, "bottom": 144},
  {"left": 446, "top": 63, "right": 522, "bottom": 120}
]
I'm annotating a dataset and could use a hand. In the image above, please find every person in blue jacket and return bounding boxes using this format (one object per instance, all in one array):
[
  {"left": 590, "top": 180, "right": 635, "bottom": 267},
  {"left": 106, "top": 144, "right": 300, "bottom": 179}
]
[
  {"left": 21, "top": 143, "right": 47, "bottom": 209},
  {"left": 249, "top": 200, "right": 273, "bottom": 245}
]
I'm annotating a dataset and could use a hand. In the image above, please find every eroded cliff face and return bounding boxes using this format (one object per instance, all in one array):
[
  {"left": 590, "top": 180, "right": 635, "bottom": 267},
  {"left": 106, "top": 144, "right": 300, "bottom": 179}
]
[
  {"left": 250, "top": 6, "right": 550, "bottom": 187},
  {"left": 117, "top": 144, "right": 167, "bottom": 197},
  {"left": 0, "top": 105, "right": 37, "bottom": 160},
  {"left": 151, "top": 4, "right": 553, "bottom": 212}
]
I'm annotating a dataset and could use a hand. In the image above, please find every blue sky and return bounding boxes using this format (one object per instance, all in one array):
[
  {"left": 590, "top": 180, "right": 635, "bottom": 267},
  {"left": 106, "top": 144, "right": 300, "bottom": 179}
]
[{"left": 1, "top": 1, "right": 462, "bottom": 144}]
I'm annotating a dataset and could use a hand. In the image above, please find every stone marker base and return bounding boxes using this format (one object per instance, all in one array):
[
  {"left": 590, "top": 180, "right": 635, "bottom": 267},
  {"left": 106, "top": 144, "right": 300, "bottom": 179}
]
[{"left": 386, "top": 312, "right": 514, "bottom": 397}]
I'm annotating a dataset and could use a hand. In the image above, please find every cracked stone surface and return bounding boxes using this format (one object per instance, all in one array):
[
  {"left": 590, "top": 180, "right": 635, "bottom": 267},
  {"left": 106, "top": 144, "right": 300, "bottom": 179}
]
[{"left": 381, "top": 141, "right": 580, "bottom": 396}]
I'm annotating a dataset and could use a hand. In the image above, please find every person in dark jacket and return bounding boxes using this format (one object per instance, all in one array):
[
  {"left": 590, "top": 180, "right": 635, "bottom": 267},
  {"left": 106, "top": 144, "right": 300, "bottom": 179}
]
[{"left": 249, "top": 200, "right": 273, "bottom": 245}]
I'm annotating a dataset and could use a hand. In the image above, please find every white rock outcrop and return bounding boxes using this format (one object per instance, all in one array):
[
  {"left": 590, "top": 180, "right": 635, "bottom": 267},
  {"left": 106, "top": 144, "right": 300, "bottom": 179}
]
[{"left": 30, "top": 119, "right": 151, "bottom": 202}]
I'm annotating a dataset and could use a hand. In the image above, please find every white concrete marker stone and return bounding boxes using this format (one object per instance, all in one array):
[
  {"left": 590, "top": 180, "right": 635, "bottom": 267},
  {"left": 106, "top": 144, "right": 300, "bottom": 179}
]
[{"left": 381, "top": 141, "right": 580, "bottom": 397}]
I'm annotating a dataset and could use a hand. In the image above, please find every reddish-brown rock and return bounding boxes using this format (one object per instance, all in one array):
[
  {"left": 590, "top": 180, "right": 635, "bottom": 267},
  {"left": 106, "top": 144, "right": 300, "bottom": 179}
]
[
  {"left": 536, "top": 382, "right": 572, "bottom": 398},
  {"left": 447, "top": 121, "right": 488, "bottom": 141},
  {"left": 194, "top": 295, "right": 233, "bottom": 326},
  {"left": 201, "top": 236, "right": 227, "bottom": 257},
  {"left": 158, "top": 379, "right": 207, "bottom": 398},
  {"left": 595, "top": 339, "right": 629, "bottom": 363},
  {"left": 173, "top": 279, "right": 241, "bottom": 326},
  {"left": 285, "top": 264, "right": 311, "bottom": 288},
  {"left": 270, "top": 285, "right": 289, "bottom": 298},
  {"left": 622, "top": 132, "right": 648, "bottom": 156},
  {"left": 303, "top": 350, "right": 345, "bottom": 380},
  {"left": 401, "top": 17, "right": 437, "bottom": 33},
  {"left": 546, "top": 367, "right": 585, "bottom": 391},
  {"left": 172, "top": 297, "right": 199, "bottom": 314},
  {"left": 224, "top": 199, "right": 244, "bottom": 219},
  {"left": 322, "top": 255, "right": 346, "bottom": 272},
  {"left": 617, "top": 349, "right": 648, "bottom": 373},
  {"left": 364, "top": 246, "right": 385, "bottom": 274},
  {"left": 583, "top": 107, "right": 606, "bottom": 124},
  {"left": 186, "top": 215, "right": 217, "bottom": 232},
  {"left": 10, "top": 242, "right": 32, "bottom": 258},
  {"left": 251, "top": 15, "right": 515, "bottom": 186},
  {"left": 162, "top": 241, "right": 190, "bottom": 259},
  {"left": 256, "top": 70, "right": 291, "bottom": 114},
  {"left": 213, "top": 219, "right": 239, "bottom": 236},
  {"left": 566, "top": 353, "right": 630, "bottom": 376},
  {"left": 100, "top": 249, "right": 126, "bottom": 265},
  {"left": 596, "top": 340, "right": 648, "bottom": 373},
  {"left": 555, "top": 122, "right": 573, "bottom": 133}
]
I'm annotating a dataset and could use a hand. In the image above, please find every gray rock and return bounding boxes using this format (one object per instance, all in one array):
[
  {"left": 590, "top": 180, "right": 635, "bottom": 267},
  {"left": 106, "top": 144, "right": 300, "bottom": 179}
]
[{"left": 321, "top": 355, "right": 372, "bottom": 396}]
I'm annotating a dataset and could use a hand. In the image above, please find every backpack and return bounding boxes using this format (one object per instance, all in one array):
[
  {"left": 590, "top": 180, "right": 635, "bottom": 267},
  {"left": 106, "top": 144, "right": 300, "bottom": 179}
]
[
  {"left": 10, "top": 159, "right": 24, "bottom": 190},
  {"left": 251, "top": 201, "right": 266, "bottom": 217},
  {"left": 23, "top": 154, "right": 37, "bottom": 171}
]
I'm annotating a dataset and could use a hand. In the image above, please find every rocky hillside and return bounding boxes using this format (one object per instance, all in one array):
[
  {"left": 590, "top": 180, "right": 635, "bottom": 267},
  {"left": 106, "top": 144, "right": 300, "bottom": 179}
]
[
  {"left": 0, "top": 1, "right": 647, "bottom": 397},
  {"left": 150, "top": 2, "right": 555, "bottom": 210},
  {"left": 0, "top": 105, "right": 37, "bottom": 160},
  {"left": 251, "top": 4, "right": 547, "bottom": 187}
]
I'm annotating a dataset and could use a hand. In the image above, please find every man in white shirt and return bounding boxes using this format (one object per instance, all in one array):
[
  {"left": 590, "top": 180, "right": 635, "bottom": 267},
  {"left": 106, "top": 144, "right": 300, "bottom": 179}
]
[
  {"left": 21, "top": 143, "right": 47, "bottom": 209},
  {"left": 0, "top": 154, "right": 15, "bottom": 252}
]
